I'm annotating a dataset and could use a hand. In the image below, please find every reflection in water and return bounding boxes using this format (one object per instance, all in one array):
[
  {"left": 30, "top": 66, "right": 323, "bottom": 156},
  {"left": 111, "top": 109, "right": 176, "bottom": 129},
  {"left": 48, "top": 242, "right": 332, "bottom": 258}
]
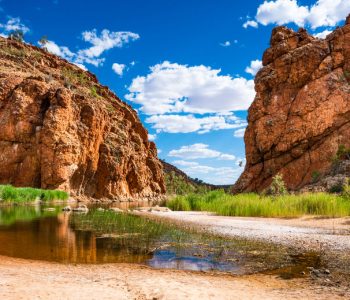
[
  {"left": 0, "top": 208, "right": 151, "bottom": 264},
  {"left": 148, "top": 250, "right": 238, "bottom": 272},
  {"left": 0, "top": 206, "right": 330, "bottom": 277}
]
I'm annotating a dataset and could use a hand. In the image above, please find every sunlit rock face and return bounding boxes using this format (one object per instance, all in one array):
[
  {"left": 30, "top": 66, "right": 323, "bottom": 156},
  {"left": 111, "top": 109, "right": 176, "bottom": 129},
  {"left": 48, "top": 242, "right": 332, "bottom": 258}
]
[
  {"left": 233, "top": 15, "right": 350, "bottom": 193},
  {"left": 0, "top": 37, "right": 165, "bottom": 201}
]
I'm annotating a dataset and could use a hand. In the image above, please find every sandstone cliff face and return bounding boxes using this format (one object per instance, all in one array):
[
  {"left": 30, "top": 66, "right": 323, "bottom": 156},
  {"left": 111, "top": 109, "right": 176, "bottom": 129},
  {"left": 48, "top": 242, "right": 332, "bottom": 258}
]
[
  {"left": 0, "top": 37, "right": 165, "bottom": 201},
  {"left": 233, "top": 16, "right": 350, "bottom": 193}
]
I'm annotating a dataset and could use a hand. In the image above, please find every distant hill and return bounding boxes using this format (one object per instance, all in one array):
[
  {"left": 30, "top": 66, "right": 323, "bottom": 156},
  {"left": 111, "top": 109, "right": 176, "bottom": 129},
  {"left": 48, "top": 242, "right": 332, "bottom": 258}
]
[{"left": 160, "top": 160, "right": 232, "bottom": 193}]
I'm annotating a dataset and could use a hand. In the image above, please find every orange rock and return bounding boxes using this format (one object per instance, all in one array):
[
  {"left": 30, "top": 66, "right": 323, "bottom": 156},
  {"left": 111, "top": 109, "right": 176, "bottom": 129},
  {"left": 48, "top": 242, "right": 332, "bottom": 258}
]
[
  {"left": 233, "top": 17, "right": 350, "bottom": 193},
  {"left": 0, "top": 37, "right": 165, "bottom": 201}
]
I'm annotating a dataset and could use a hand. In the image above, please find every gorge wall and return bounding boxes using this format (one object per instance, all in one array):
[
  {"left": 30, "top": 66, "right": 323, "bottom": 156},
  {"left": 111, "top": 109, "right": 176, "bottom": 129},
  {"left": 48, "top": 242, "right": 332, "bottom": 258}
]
[
  {"left": 0, "top": 37, "right": 165, "bottom": 201},
  {"left": 233, "top": 15, "right": 350, "bottom": 193}
]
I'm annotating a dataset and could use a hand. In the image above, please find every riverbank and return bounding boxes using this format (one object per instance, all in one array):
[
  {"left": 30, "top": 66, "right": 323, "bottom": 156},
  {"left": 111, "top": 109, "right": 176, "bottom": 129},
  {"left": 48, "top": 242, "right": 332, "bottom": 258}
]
[
  {"left": 0, "top": 255, "right": 346, "bottom": 300},
  {"left": 140, "top": 211, "right": 350, "bottom": 251}
]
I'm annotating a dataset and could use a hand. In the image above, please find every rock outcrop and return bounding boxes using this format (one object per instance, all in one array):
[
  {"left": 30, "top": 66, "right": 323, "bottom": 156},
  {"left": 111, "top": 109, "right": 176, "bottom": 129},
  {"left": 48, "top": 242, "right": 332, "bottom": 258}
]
[
  {"left": 233, "top": 15, "right": 350, "bottom": 193},
  {"left": 0, "top": 37, "right": 165, "bottom": 201}
]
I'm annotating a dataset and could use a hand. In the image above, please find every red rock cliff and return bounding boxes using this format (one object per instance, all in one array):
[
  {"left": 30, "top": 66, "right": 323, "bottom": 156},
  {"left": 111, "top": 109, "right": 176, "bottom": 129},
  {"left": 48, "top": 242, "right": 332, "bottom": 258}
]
[
  {"left": 233, "top": 16, "right": 350, "bottom": 193},
  {"left": 0, "top": 37, "right": 165, "bottom": 201}
]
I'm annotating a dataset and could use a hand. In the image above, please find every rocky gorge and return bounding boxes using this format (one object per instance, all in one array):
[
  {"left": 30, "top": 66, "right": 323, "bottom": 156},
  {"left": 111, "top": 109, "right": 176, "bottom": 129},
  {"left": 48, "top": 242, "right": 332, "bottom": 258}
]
[
  {"left": 0, "top": 37, "right": 165, "bottom": 201},
  {"left": 233, "top": 15, "right": 350, "bottom": 193}
]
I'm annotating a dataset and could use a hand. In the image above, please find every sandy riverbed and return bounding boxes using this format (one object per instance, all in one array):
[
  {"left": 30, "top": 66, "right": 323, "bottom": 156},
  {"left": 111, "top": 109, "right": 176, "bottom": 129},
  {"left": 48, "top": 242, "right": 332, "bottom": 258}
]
[
  {"left": 140, "top": 211, "right": 350, "bottom": 251},
  {"left": 0, "top": 255, "right": 346, "bottom": 300}
]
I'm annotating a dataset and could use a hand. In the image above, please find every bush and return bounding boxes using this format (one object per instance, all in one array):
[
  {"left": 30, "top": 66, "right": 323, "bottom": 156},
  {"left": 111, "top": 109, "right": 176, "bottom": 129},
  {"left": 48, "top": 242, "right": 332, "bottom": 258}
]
[
  {"left": 268, "top": 174, "right": 287, "bottom": 196},
  {"left": 311, "top": 170, "right": 320, "bottom": 183}
]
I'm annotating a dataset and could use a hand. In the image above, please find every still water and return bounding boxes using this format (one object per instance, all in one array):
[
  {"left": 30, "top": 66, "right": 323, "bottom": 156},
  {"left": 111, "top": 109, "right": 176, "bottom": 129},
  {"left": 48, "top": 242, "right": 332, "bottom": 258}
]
[{"left": 0, "top": 204, "right": 323, "bottom": 275}]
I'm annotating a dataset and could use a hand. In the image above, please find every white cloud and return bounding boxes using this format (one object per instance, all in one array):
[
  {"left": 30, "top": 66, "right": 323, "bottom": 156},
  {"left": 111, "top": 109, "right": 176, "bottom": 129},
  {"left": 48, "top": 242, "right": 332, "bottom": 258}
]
[
  {"left": 168, "top": 143, "right": 237, "bottom": 161},
  {"left": 157, "top": 149, "right": 162, "bottom": 154},
  {"left": 234, "top": 128, "right": 246, "bottom": 138},
  {"left": 43, "top": 40, "right": 74, "bottom": 59},
  {"left": 256, "top": 0, "right": 309, "bottom": 26},
  {"left": 243, "top": 20, "right": 258, "bottom": 28},
  {"left": 179, "top": 163, "right": 242, "bottom": 185},
  {"left": 145, "top": 114, "right": 247, "bottom": 134},
  {"left": 112, "top": 63, "right": 126, "bottom": 76},
  {"left": 220, "top": 41, "right": 231, "bottom": 47},
  {"left": 218, "top": 154, "right": 236, "bottom": 160},
  {"left": 74, "top": 63, "right": 87, "bottom": 71},
  {"left": 246, "top": 0, "right": 350, "bottom": 29},
  {"left": 245, "top": 59, "right": 263, "bottom": 76},
  {"left": 38, "top": 29, "right": 139, "bottom": 68},
  {"left": 148, "top": 133, "right": 157, "bottom": 141},
  {"left": 130, "top": 61, "right": 136, "bottom": 66},
  {"left": 0, "top": 17, "right": 29, "bottom": 36},
  {"left": 173, "top": 160, "right": 199, "bottom": 167},
  {"left": 313, "top": 29, "right": 332, "bottom": 38},
  {"left": 76, "top": 30, "right": 139, "bottom": 65},
  {"left": 126, "top": 61, "right": 255, "bottom": 115}
]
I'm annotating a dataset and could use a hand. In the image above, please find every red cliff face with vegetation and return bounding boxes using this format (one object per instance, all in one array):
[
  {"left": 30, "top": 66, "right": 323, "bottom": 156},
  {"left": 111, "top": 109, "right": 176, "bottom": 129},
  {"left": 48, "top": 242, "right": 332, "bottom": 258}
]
[
  {"left": 0, "top": 37, "right": 165, "bottom": 201},
  {"left": 233, "top": 15, "right": 350, "bottom": 193}
]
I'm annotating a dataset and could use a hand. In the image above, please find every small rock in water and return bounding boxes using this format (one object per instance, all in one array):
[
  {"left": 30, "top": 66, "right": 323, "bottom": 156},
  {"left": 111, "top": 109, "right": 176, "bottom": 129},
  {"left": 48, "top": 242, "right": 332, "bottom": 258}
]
[
  {"left": 72, "top": 204, "right": 89, "bottom": 213},
  {"left": 62, "top": 206, "right": 72, "bottom": 212},
  {"left": 97, "top": 207, "right": 105, "bottom": 212},
  {"left": 109, "top": 207, "right": 124, "bottom": 213}
]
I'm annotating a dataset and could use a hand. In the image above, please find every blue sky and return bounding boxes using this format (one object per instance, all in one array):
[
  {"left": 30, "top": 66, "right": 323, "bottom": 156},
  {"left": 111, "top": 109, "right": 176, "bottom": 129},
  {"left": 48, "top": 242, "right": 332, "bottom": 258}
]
[{"left": 2, "top": 0, "right": 349, "bottom": 184}]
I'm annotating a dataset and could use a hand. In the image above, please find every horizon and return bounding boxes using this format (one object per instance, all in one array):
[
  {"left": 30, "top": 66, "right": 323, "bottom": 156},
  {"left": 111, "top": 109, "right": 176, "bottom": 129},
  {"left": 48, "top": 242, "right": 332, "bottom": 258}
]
[{"left": 4, "top": 0, "right": 349, "bottom": 184}]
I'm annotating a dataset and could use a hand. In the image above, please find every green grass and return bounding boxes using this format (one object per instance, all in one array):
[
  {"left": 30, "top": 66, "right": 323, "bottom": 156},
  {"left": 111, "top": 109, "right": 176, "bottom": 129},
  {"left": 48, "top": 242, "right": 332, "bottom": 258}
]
[
  {"left": 0, "top": 185, "right": 69, "bottom": 203},
  {"left": 166, "top": 190, "right": 350, "bottom": 218}
]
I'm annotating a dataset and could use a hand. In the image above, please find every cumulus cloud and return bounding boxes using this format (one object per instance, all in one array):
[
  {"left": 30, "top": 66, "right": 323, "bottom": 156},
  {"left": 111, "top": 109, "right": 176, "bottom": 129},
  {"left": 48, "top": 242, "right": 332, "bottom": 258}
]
[
  {"left": 145, "top": 114, "right": 247, "bottom": 134},
  {"left": 0, "top": 17, "right": 29, "bottom": 36},
  {"left": 234, "top": 128, "right": 246, "bottom": 138},
  {"left": 168, "top": 143, "right": 237, "bottom": 160},
  {"left": 38, "top": 29, "right": 139, "bottom": 68},
  {"left": 244, "top": 0, "right": 350, "bottom": 29},
  {"left": 112, "top": 63, "right": 126, "bottom": 76},
  {"left": 126, "top": 61, "right": 255, "bottom": 115},
  {"left": 245, "top": 59, "right": 263, "bottom": 76}
]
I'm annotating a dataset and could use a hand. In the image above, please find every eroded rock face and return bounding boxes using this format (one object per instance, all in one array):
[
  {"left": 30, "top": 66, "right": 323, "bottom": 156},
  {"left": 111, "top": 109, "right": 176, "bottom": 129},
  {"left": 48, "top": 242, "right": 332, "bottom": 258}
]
[
  {"left": 0, "top": 38, "right": 165, "bottom": 201},
  {"left": 233, "top": 16, "right": 350, "bottom": 193}
]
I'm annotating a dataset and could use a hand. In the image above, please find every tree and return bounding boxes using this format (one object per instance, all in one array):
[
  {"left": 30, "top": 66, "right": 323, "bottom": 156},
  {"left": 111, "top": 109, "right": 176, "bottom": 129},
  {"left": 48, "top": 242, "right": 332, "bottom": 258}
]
[
  {"left": 8, "top": 30, "right": 24, "bottom": 42},
  {"left": 39, "top": 35, "right": 48, "bottom": 50}
]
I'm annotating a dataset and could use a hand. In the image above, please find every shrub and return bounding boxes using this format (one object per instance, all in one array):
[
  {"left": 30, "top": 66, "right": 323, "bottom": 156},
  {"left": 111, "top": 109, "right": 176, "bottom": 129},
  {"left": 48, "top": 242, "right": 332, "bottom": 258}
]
[
  {"left": 8, "top": 30, "right": 24, "bottom": 42},
  {"left": 311, "top": 170, "right": 320, "bottom": 183},
  {"left": 342, "top": 178, "right": 350, "bottom": 199},
  {"left": 268, "top": 174, "right": 287, "bottom": 196}
]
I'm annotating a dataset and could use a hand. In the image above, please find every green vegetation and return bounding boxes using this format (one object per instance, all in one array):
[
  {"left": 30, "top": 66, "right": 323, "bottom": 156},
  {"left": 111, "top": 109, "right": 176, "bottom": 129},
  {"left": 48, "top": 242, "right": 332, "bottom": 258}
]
[
  {"left": 90, "top": 86, "right": 101, "bottom": 98},
  {"left": 165, "top": 171, "right": 210, "bottom": 195},
  {"left": 311, "top": 170, "right": 321, "bottom": 183},
  {"left": 0, "top": 185, "right": 69, "bottom": 203},
  {"left": 62, "top": 67, "right": 88, "bottom": 89},
  {"left": 167, "top": 190, "right": 350, "bottom": 217},
  {"left": 266, "top": 174, "right": 287, "bottom": 195},
  {"left": 0, "top": 205, "right": 60, "bottom": 226},
  {"left": 8, "top": 30, "right": 24, "bottom": 42}
]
